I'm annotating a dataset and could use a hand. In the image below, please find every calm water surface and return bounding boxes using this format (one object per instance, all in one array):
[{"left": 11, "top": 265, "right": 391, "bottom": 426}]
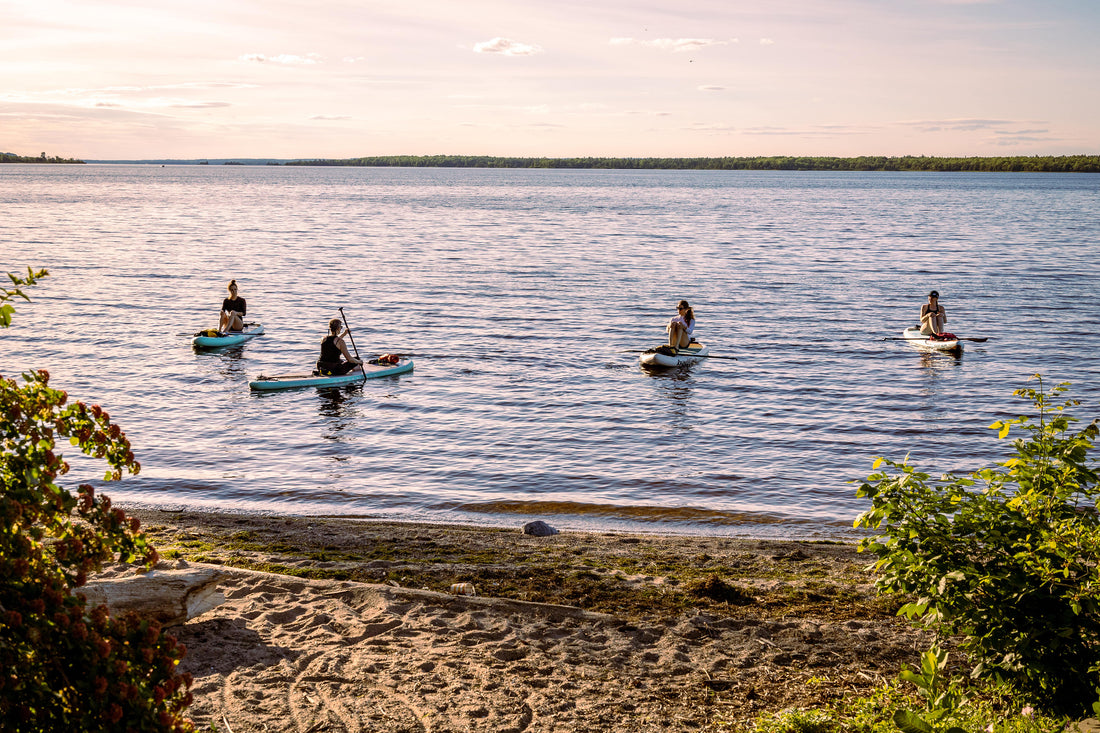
[{"left": 2, "top": 165, "right": 1098, "bottom": 538}]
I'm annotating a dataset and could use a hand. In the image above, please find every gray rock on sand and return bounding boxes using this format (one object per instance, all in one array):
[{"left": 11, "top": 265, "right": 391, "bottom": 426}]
[{"left": 522, "top": 520, "right": 558, "bottom": 537}]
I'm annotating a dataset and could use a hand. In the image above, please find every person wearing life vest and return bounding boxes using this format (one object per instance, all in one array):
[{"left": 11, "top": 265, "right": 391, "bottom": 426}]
[
  {"left": 316, "top": 319, "right": 363, "bottom": 376},
  {"left": 920, "top": 291, "right": 947, "bottom": 335}
]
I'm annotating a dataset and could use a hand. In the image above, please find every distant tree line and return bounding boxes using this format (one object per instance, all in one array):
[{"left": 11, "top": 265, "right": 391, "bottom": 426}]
[
  {"left": 284, "top": 154, "right": 1100, "bottom": 172},
  {"left": 0, "top": 151, "right": 85, "bottom": 164}
]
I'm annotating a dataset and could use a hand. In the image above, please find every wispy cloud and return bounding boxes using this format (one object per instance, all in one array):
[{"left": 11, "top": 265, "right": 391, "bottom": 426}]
[
  {"left": 3, "top": 82, "right": 257, "bottom": 101},
  {"left": 311, "top": 115, "right": 352, "bottom": 120},
  {"left": 759, "top": 38, "right": 775, "bottom": 46},
  {"left": 610, "top": 38, "right": 735, "bottom": 52},
  {"left": 472, "top": 38, "right": 543, "bottom": 56},
  {"left": 684, "top": 123, "right": 878, "bottom": 137},
  {"left": 239, "top": 53, "right": 322, "bottom": 65},
  {"left": 697, "top": 85, "right": 726, "bottom": 92},
  {"left": 898, "top": 118, "right": 1020, "bottom": 132},
  {"left": 168, "top": 101, "right": 231, "bottom": 109}
]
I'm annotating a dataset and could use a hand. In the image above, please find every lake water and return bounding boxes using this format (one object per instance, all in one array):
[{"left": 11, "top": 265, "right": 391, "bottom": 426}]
[{"left": 2, "top": 164, "right": 1098, "bottom": 539}]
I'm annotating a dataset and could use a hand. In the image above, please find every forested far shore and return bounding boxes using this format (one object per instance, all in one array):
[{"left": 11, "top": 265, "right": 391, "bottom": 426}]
[
  {"left": 285, "top": 154, "right": 1100, "bottom": 172},
  {"left": 5, "top": 152, "right": 1099, "bottom": 171},
  {"left": 1, "top": 152, "right": 85, "bottom": 164}
]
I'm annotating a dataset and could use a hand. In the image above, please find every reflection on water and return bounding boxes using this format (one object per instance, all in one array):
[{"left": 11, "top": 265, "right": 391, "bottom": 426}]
[
  {"left": 317, "top": 385, "right": 360, "bottom": 443},
  {"left": 643, "top": 364, "right": 700, "bottom": 433},
  {"left": 917, "top": 348, "right": 964, "bottom": 377},
  {"left": 194, "top": 344, "right": 249, "bottom": 379}
]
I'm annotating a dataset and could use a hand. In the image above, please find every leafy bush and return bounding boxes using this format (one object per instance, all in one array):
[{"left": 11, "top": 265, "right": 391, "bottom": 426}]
[
  {"left": 749, "top": 681, "right": 1067, "bottom": 733},
  {"left": 855, "top": 377, "right": 1100, "bottom": 715},
  {"left": 752, "top": 707, "right": 836, "bottom": 733},
  {"left": 1, "top": 266, "right": 48, "bottom": 327},
  {"left": 1, "top": 270, "right": 194, "bottom": 731}
]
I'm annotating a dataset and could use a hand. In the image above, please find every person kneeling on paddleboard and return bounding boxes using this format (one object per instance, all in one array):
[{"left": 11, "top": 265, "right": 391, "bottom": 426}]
[
  {"left": 316, "top": 318, "right": 363, "bottom": 376},
  {"left": 667, "top": 300, "right": 696, "bottom": 351},
  {"left": 919, "top": 290, "right": 947, "bottom": 335}
]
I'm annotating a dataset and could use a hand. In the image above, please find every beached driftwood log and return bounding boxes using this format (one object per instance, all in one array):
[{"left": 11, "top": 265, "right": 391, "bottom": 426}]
[{"left": 81, "top": 567, "right": 227, "bottom": 627}]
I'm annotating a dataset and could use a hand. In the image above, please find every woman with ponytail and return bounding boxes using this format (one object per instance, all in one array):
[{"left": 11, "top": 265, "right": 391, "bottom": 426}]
[{"left": 667, "top": 300, "right": 695, "bottom": 350}]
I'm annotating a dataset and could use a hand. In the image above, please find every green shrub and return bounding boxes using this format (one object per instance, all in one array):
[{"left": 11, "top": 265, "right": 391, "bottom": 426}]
[
  {"left": 753, "top": 708, "right": 836, "bottom": 733},
  {"left": 1, "top": 266, "right": 47, "bottom": 327},
  {"left": 749, "top": 682, "right": 1067, "bottom": 733},
  {"left": 855, "top": 376, "right": 1100, "bottom": 715},
  {"left": 1, "top": 269, "right": 194, "bottom": 731}
]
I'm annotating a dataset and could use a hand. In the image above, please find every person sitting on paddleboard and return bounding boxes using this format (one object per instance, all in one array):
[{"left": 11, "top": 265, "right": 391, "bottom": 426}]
[
  {"left": 919, "top": 290, "right": 947, "bottom": 335},
  {"left": 316, "top": 318, "right": 363, "bottom": 376},
  {"left": 219, "top": 280, "right": 247, "bottom": 334},
  {"left": 667, "top": 300, "right": 696, "bottom": 350}
]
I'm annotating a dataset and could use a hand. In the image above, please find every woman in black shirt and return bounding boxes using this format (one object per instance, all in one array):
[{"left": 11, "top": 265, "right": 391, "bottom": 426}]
[{"left": 219, "top": 280, "right": 246, "bottom": 334}]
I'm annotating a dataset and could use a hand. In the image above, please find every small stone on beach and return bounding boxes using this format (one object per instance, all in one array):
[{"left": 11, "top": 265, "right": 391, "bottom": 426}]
[{"left": 522, "top": 520, "right": 558, "bottom": 536}]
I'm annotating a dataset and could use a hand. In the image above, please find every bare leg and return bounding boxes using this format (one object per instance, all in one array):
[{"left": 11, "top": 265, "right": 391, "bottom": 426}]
[
  {"left": 667, "top": 323, "right": 690, "bottom": 349},
  {"left": 226, "top": 313, "right": 244, "bottom": 332},
  {"left": 920, "top": 314, "right": 946, "bottom": 335}
]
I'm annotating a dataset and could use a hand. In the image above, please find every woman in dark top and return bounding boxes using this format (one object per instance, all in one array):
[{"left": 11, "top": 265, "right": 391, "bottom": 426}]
[
  {"left": 219, "top": 280, "right": 246, "bottom": 334},
  {"left": 316, "top": 319, "right": 362, "bottom": 375}
]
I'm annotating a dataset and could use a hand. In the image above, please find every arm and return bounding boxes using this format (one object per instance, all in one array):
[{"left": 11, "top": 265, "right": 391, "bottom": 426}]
[{"left": 336, "top": 338, "right": 362, "bottom": 364}]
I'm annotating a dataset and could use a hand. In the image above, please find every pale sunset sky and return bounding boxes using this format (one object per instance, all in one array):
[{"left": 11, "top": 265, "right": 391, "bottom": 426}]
[{"left": 3, "top": 0, "right": 1098, "bottom": 160}]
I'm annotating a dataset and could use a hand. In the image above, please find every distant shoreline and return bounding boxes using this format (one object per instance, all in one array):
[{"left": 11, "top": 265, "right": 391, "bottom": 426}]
[{"left": 13, "top": 153, "right": 1098, "bottom": 172}]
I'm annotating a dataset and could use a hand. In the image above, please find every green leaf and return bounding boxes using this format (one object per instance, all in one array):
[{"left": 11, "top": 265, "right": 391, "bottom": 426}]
[
  {"left": 892, "top": 710, "right": 933, "bottom": 733},
  {"left": 898, "top": 669, "right": 925, "bottom": 686}
]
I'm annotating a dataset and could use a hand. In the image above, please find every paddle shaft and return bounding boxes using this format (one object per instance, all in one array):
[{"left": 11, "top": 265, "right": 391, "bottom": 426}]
[
  {"left": 623, "top": 350, "right": 738, "bottom": 360},
  {"left": 883, "top": 337, "right": 988, "bottom": 343},
  {"left": 337, "top": 307, "right": 363, "bottom": 362}
]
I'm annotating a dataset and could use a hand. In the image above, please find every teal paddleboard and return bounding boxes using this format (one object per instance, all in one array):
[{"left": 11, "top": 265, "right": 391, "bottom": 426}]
[
  {"left": 249, "top": 358, "right": 413, "bottom": 391},
  {"left": 193, "top": 323, "right": 265, "bottom": 349}
]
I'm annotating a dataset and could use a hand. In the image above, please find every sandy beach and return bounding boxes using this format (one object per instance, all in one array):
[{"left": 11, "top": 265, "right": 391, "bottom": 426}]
[{"left": 121, "top": 509, "right": 931, "bottom": 732}]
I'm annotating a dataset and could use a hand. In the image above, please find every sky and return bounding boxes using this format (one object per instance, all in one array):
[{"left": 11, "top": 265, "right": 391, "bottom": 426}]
[{"left": 2, "top": 0, "right": 1098, "bottom": 160}]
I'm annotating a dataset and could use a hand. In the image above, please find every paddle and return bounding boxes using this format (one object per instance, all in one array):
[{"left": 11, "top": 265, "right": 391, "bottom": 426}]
[
  {"left": 882, "top": 337, "right": 990, "bottom": 343},
  {"left": 337, "top": 307, "right": 366, "bottom": 377},
  {"left": 622, "top": 350, "right": 739, "bottom": 361}
]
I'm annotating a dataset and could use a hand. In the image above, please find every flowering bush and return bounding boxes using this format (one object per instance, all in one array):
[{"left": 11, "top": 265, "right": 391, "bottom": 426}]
[{"left": 1, "top": 269, "right": 193, "bottom": 731}]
